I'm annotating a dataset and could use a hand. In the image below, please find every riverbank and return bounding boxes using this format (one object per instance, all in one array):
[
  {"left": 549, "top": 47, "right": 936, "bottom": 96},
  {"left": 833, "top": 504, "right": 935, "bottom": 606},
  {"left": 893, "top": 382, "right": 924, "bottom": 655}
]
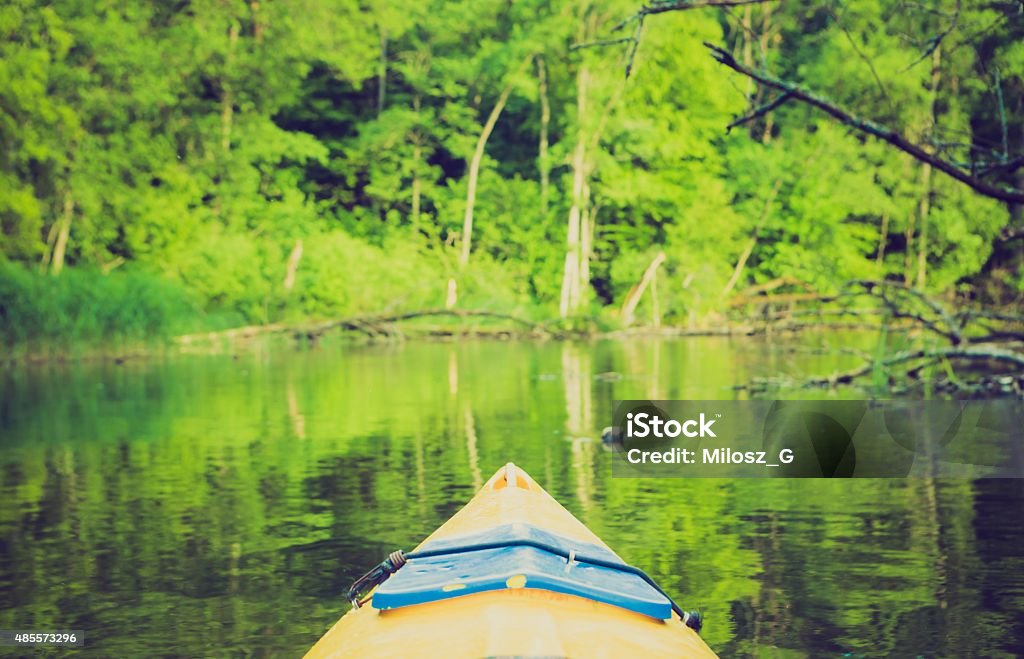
[
  {"left": 5, "top": 261, "right": 1022, "bottom": 399},
  {"left": 0, "top": 312, "right": 892, "bottom": 368}
]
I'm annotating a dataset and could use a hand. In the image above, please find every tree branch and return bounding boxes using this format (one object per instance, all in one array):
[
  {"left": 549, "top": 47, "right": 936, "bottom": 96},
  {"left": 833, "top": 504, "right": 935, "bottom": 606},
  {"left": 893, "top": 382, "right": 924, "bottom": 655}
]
[
  {"left": 827, "top": 6, "right": 895, "bottom": 116},
  {"left": 632, "top": 0, "right": 778, "bottom": 20},
  {"left": 727, "top": 92, "right": 792, "bottom": 132},
  {"left": 979, "top": 155, "right": 1024, "bottom": 178},
  {"left": 570, "top": 37, "right": 635, "bottom": 51},
  {"left": 998, "top": 225, "right": 1024, "bottom": 243},
  {"left": 804, "top": 345, "right": 1024, "bottom": 387},
  {"left": 849, "top": 279, "right": 963, "bottom": 345},
  {"left": 903, "top": 0, "right": 961, "bottom": 72},
  {"left": 571, "top": 0, "right": 780, "bottom": 78},
  {"left": 704, "top": 42, "right": 1024, "bottom": 204}
]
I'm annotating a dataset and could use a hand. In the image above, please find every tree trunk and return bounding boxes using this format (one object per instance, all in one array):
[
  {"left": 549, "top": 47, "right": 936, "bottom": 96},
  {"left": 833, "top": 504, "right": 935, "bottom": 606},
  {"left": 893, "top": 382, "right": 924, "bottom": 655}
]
[
  {"left": 722, "top": 178, "right": 782, "bottom": 297},
  {"left": 741, "top": 4, "right": 754, "bottom": 100},
  {"left": 445, "top": 277, "right": 457, "bottom": 309},
  {"left": 537, "top": 56, "right": 551, "bottom": 215},
  {"left": 916, "top": 160, "right": 934, "bottom": 289},
  {"left": 221, "top": 21, "right": 239, "bottom": 154},
  {"left": 904, "top": 211, "right": 916, "bottom": 285},
  {"left": 579, "top": 178, "right": 592, "bottom": 305},
  {"left": 759, "top": 5, "right": 776, "bottom": 144},
  {"left": 459, "top": 83, "right": 514, "bottom": 268},
  {"left": 916, "top": 44, "right": 942, "bottom": 290},
  {"left": 560, "top": 64, "right": 590, "bottom": 318},
  {"left": 249, "top": 1, "right": 264, "bottom": 42},
  {"left": 412, "top": 93, "right": 422, "bottom": 229},
  {"left": 621, "top": 251, "right": 666, "bottom": 326},
  {"left": 40, "top": 216, "right": 59, "bottom": 271},
  {"left": 51, "top": 191, "right": 74, "bottom": 275},
  {"left": 876, "top": 212, "right": 889, "bottom": 267},
  {"left": 377, "top": 26, "right": 387, "bottom": 116},
  {"left": 651, "top": 269, "right": 661, "bottom": 327},
  {"left": 283, "top": 239, "right": 303, "bottom": 292},
  {"left": 411, "top": 142, "right": 421, "bottom": 228}
]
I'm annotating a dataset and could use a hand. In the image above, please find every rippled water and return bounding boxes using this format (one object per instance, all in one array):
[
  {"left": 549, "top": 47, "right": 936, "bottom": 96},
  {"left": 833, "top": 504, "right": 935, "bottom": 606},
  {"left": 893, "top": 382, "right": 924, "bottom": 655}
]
[{"left": 1, "top": 337, "right": 1022, "bottom": 657}]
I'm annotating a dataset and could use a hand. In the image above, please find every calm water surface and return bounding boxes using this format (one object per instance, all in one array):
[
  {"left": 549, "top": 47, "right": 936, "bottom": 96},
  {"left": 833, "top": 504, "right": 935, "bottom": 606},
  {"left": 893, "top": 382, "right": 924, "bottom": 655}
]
[{"left": 1, "top": 337, "right": 1022, "bottom": 657}]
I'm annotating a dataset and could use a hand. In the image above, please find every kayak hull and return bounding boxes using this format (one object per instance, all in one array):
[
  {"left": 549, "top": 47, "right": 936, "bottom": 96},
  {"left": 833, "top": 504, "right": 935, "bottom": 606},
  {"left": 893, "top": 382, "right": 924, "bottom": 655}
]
[{"left": 305, "top": 464, "right": 717, "bottom": 658}]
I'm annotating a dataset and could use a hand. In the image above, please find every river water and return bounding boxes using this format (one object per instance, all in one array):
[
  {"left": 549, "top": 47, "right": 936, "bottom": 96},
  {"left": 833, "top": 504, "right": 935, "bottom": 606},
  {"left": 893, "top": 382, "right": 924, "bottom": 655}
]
[{"left": 1, "top": 337, "right": 1022, "bottom": 656}]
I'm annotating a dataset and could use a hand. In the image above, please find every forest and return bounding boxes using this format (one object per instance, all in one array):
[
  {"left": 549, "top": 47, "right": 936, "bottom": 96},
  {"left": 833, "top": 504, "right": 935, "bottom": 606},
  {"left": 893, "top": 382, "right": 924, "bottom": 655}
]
[{"left": 1, "top": 0, "right": 1023, "bottom": 354}]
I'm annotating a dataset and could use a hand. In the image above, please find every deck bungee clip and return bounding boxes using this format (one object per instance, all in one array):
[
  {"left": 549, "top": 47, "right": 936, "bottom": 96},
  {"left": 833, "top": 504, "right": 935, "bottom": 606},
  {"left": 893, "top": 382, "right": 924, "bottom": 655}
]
[
  {"left": 347, "top": 550, "right": 408, "bottom": 608},
  {"left": 346, "top": 538, "right": 704, "bottom": 633}
]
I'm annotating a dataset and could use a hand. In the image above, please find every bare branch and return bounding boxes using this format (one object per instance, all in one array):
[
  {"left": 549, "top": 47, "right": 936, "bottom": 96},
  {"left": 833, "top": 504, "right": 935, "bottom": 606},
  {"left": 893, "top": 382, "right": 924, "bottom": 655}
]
[
  {"left": 804, "top": 345, "right": 1024, "bottom": 387},
  {"left": 584, "top": 0, "right": 779, "bottom": 78},
  {"left": 625, "top": 14, "right": 646, "bottom": 78},
  {"left": 826, "top": 6, "right": 895, "bottom": 116},
  {"left": 636, "top": 0, "right": 778, "bottom": 18},
  {"left": 978, "top": 156, "right": 1024, "bottom": 178},
  {"left": 849, "top": 280, "right": 963, "bottom": 345},
  {"left": 995, "top": 66, "right": 1009, "bottom": 158},
  {"left": 570, "top": 37, "right": 635, "bottom": 51},
  {"left": 999, "top": 225, "right": 1024, "bottom": 243},
  {"left": 704, "top": 42, "right": 1024, "bottom": 204},
  {"left": 903, "top": 0, "right": 961, "bottom": 71},
  {"left": 727, "top": 92, "right": 792, "bottom": 132},
  {"left": 946, "top": 12, "right": 1008, "bottom": 57}
]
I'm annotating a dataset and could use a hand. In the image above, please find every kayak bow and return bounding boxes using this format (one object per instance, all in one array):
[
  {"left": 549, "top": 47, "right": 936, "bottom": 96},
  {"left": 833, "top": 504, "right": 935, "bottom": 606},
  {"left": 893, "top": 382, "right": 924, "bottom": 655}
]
[{"left": 305, "top": 463, "right": 717, "bottom": 658}]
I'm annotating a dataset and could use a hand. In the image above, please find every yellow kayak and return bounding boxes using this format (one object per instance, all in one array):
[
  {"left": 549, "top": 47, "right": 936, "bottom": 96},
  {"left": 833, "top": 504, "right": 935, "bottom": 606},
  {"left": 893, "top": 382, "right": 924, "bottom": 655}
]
[{"left": 305, "top": 463, "right": 717, "bottom": 658}]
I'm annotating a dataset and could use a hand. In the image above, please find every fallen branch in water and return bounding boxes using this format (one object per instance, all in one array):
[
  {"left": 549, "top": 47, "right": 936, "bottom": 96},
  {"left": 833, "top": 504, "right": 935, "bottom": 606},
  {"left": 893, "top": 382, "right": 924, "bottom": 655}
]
[
  {"left": 802, "top": 345, "right": 1024, "bottom": 387},
  {"left": 301, "top": 309, "right": 544, "bottom": 337},
  {"left": 176, "top": 309, "right": 552, "bottom": 345},
  {"left": 848, "top": 280, "right": 964, "bottom": 345},
  {"left": 733, "top": 279, "right": 1024, "bottom": 394}
]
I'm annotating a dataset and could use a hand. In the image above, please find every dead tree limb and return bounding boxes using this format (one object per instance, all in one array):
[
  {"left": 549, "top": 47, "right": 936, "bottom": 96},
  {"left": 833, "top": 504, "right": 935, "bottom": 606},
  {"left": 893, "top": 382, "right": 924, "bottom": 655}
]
[
  {"left": 622, "top": 0, "right": 778, "bottom": 22},
  {"left": 804, "top": 345, "right": 1024, "bottom": 387},
  {"left": 620, "top": 251, "right": 666, "bottom": 326},
  {"left": 704, "top": 43, "right": 1024, "bottom": 204},
  {"left": 569, "top": 37, "right": 635, "bottom": 51},
  {"left": 848, "top": 280, "right": 964, "bottom": 345},
  {"left": 981, "top": 156, "right": 1024, "bottom": 178},
  {"left": 176, "top": 309, "right": 550, "bottom": 345},
  {"left": 572, "top": 0, "right": 779, "bottom": 77},
  {"left": 741, "top": 279, "right": 1024, "bottom": 391},
  {"left": 722, "top": 177, "right": 783, "bottom": 296},
  {"left": 304, "top": 309, "right": 543, "bottom": 336},
  {"left": 902, "top": 0, "right": 961, "bottom": 72},
  {"left": 727, "top": 93, "right": 792, "bottom": 132}
]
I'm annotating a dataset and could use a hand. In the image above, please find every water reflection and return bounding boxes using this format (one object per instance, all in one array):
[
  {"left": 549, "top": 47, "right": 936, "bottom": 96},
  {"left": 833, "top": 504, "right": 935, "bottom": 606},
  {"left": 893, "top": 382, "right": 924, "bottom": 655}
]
[
  {"left": 0, "top": 338, "right": 1022, "bottom": 656},
  {"left": 563, "top": 343, "right": 595, "bottom": 512}
]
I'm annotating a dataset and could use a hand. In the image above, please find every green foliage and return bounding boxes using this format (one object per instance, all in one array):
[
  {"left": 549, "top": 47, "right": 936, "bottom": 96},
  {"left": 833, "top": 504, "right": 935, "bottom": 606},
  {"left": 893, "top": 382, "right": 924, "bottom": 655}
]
[
  {"left": 1, "top": 0, "right": 1021, "bottom": 348},
  {"left": 0, "top": 261, "right": 197, "bottom": 354},
  {"left": 290, "top": 231, "right": 446, "bottom": 317}
]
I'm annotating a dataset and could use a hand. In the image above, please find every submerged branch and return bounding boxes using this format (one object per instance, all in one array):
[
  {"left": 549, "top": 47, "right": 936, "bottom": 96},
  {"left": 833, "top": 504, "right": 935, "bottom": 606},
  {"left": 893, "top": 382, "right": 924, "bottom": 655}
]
[
  {"left": 803, "top": 345, "right": 1024, "bottom": 387},
  {"left": 733, "top": 279, "right": 1024, "bottom": 393},
  {"left": 176, "top": 309, "right": 552, "bottom": 345}
]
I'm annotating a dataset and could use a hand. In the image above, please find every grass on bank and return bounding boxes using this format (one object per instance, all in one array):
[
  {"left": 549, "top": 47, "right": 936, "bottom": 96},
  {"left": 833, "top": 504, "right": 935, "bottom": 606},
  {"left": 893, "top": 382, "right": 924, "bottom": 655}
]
[
  {"left": 0, "top": 261, "right": 199, "bottom": 360},
  {"left": 0, "top": 246, "right": 555, "bottom": 361}
]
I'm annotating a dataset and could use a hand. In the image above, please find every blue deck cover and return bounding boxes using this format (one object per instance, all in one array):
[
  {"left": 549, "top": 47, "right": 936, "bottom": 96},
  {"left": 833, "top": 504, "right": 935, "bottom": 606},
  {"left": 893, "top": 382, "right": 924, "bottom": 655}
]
[{"left": 371, "top": 523, "right": 673, "bottom": 619}]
